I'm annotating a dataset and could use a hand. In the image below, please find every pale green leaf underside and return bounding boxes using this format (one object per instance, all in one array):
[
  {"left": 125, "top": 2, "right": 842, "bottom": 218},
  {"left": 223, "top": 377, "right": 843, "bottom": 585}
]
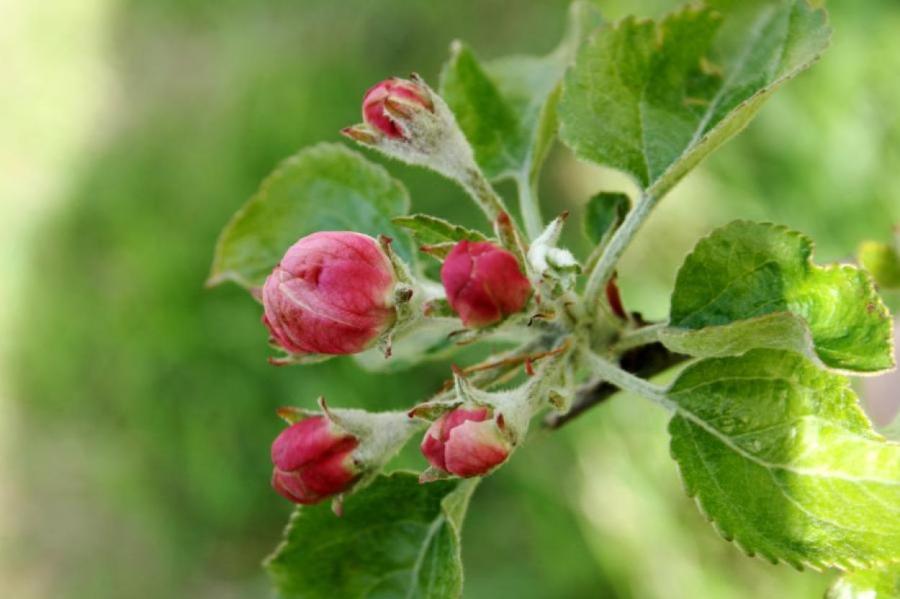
[
  {"left": 353, "top": 319, "right": 465, "bottom": 373},
  {"left": 828, "top": 565, "right": 900, "bottom": 599},
  {"left": 208, "top": 143, "right": 413, "bottom": 289},
  {"left": 440, "top": 1, "right": 601, "bottom": 183},
  {"left": 266, "top": 472, "right": 478, "bottom": 599},
  {"left": 668, "top": 349, "right": 900, "bottom": 570},
  {"left": 558, "top": 0, "right": 830, "bottom": 197},
  {"left": 668, "top": 221, "right": 894, "bottom": 374}
]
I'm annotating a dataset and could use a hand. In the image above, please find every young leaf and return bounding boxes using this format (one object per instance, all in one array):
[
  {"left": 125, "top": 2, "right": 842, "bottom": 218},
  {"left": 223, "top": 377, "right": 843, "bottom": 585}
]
[
  {"left": 266, "top": 472, "right": 479, "bottom": 599},
  {"left": 440, "top": 1, "right": 602, "bottom": 184},
  {"left": 668, "top": 221, "right": 894, "bottom": 374},
  {"left": 393, "top": 214, "right": 488, "bottom": 245},
  {"left": 828, "top": 565, "right": 900, "bottom": 598},
  {"left": 208, "top": 143, "right": 413, "bottom": 289},
  {"left": 583, "top": 192, "right": 630, "bottom": 247},
  {"left": 353, "top": 319, "right": 463, "bottom": 373},
  {"left": 859, "top": 238, "right": 900, "bottom": 290},
  {"left": 668, "top": 349, "right": 900, "bottom": 570},
  {"left": 559, "top": 1, "right": 830, "bottom": 198}
]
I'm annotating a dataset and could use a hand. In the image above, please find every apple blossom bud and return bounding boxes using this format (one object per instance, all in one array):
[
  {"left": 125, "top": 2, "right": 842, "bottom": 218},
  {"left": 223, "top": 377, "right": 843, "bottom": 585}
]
[
  {"left": 420, "top": 406, "right": 511, "bottom": 477},
  {"left": 262, "top": 231, "right": 397, "bottom": 355},
  {"left": 362, "top": 78, "right": 433, "bottom": 139},
  {"left": 441, "top": 240, "right": 531, "bottom": 328},
  {"left": 271, "top": 416, "right": 359, "bottom": 504}
]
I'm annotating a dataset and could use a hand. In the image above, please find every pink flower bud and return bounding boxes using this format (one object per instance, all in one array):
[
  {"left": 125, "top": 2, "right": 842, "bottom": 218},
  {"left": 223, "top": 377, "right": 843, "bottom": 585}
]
[
  {"left": 271, "top": 416, "right": 359, "bottom": 504},
  {"left": 441, "top": 240, "right": 531, "bottom": 328},
  {"left": 420, "top": 407, "right": 511, "bottom": 478},
  {"left": 262, "top": 232, "right": 396, "bottom": 355},
  {"left": 362, "top": 78, "right": 433, "bottom": 139}
]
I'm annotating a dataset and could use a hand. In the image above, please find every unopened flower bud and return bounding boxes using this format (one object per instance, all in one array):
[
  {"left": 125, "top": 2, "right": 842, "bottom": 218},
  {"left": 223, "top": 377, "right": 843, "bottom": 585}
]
[
  {"left": 271, "top": 416, "right": 359, "bottom": 504},
  {"left": 420, "top": 406, "right": 511, "bottom": 477},
  {"left": 441, "top": 240, "right": 531, "bottom": 328},
  {"left": 262, "top": 232, "right": 397, "bottom": 355},
  {"left": 362, "top": 78, "right": 434, "bottom": 140}
]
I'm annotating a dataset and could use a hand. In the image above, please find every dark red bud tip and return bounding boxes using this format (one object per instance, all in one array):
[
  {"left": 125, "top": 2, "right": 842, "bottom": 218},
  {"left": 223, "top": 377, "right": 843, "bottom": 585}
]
[
  {"left": 420, "top": 407, "right": 511, "bottom": 478},
  {"left": 605, "top": 275, "right": 627, "bottom": 321},
  {"left": 271, "top": 416, "right": 360, "bottom": 505},
  {"left": 362, "top": 78, "right": 432, "bottom": 139},
  {"left": 262, "top": 231, "right": 397, "bottom": 356},
  {"left": 441, "top": 240, "right": 532, "bottom": 328}
]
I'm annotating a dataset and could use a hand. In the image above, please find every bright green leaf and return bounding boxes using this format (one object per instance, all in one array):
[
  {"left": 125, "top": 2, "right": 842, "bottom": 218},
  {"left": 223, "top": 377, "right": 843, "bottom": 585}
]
[
  {"left": 828, "top": 565, "right": 900, "bottom": 598},
  {"left": 393, "top": 214, "right": 488, "bottom": 246},
  {"left": 668, "top": 349, "right": 900, "bottom": 570},
  {"left": 440, "top": 1, "right": 602, "bottom": 183},
  {"left": 583, "top": 191, "right": 630, "bottom": 247},
  {"left": 859, "top": 239, "right": 900, "bottom": 290},
  {"left": 266, "top": 472, "right": 478, "bottom": 599},
  {"left": 559, "top": 1, "right": 830, "bottom": 198},
  {"left": 208, "top": 143, "right": 413, "bottom": 289},
  {"left": 668, "top": 221, "right": 894, "bottom": 374}
]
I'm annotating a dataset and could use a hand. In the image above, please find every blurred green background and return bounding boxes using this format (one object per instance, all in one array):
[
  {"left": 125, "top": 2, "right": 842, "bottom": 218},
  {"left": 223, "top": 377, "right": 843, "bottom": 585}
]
[{"left": 3, "top": 0, "right": 899, "bottom": 597}]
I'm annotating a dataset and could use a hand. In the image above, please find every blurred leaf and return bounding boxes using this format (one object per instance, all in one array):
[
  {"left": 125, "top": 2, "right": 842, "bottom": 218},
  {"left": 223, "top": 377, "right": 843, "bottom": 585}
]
[
  {"left": 668, "top": 349, "right": 900, "bottom": 570},
  {"left": 354, "top": 319, "right": 462, "bottom": 373},
  {"left": 559, "top": 1, "right": 830, "bottom": 197},
  {"left": 583, "top": 191, "right": 630, "bottom": 247},
  {"left": 440, "top": 1, "right": 602, "bottom": 184},
  {"left": 859, "top": 238, "right": 900, "bottom": 290},
  {"left": 393, "top": 214, "right": 488, "bottom": 245},
  {"left": 828, "top": 565, "right": 900, "bottom": 598},
  {"left": 668, "top": 221, "right": 894, "bottom": 373},
  {"left": 209, "top": 143, "right": 413, "bottom": 289},
  {"left": 266, "top": 472, "right": 478, "bottom": 599}
]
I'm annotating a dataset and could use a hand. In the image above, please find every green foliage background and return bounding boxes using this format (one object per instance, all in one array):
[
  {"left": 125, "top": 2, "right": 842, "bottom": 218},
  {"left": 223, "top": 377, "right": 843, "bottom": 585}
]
[{"left": 4, "top": 0, "right": 899, "bottom": 597}]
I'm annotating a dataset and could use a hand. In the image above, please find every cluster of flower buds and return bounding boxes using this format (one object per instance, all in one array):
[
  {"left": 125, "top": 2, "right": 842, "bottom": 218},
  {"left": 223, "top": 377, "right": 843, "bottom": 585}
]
[{"left": 264, "top": 75, "right": 556, "bottom": 507}]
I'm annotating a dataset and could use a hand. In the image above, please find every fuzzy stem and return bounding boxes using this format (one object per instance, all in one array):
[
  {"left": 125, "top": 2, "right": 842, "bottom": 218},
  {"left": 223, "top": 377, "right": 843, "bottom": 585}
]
[
  {"left": 583, "top": 192, "right": 656, "bottom": 309},
  {"left": 460, "top": 166, "right": 508, "bottom": 224},
  {"left": 612, "top": 322, "right": 666, "bottom": 353},
  {"left": 581, "top": 348, "right": 673, "bottom": 411}
]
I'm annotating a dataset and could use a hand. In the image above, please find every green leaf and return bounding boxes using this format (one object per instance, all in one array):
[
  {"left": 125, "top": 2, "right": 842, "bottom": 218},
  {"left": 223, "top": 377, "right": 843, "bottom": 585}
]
[
  {"left": 583, "top": 191, "right": 630, "bottom": 247},
  {"left": 828, "top": 565, "right": 900, "bottom": 598},
  {"left": 558, "top": 1, "right": 830, "bottom": 198},
  {"left": 440, "top": 1, "right": 602, "bottom": 183},
  {"left": 266, "top": 472, "right": 479, "bottom": 599},
  {"left": 859, "top": 239, "right": 900, "bottom": 290},
  {"left": 393, "top": 214, "right": 488, "bottom": 246},
  {"left": 668, "top": 349, "right": 900, "bottom": 570},
  {"left": 208, "top": 143, "right": 413, "bottom": 289},
  {"left": 668, "top": 221, "right": 894, "bottom": 374}
]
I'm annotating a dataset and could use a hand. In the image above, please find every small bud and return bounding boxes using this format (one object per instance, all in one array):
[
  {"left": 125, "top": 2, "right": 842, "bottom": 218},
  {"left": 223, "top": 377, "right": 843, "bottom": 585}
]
[
  {"left": 262, "top": 231, "right": 397, "bottom": 355},
  {"left": 271, "top": 416, "right": 359, "bottom": 505},
  {"left": 362, "top": 78, "right": 433, "bottom": 140},
  {"left": 420, "top": 406, "right": 511, "bottom": 478},
  {"left": 441, "top": 240, "right": 532, "bottom": 328}
]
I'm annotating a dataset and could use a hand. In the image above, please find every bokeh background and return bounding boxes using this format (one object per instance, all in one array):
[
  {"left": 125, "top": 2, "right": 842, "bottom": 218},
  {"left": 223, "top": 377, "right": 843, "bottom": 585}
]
[{"left": 3, "top": 0, "right": 899, "bottom": 597}]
